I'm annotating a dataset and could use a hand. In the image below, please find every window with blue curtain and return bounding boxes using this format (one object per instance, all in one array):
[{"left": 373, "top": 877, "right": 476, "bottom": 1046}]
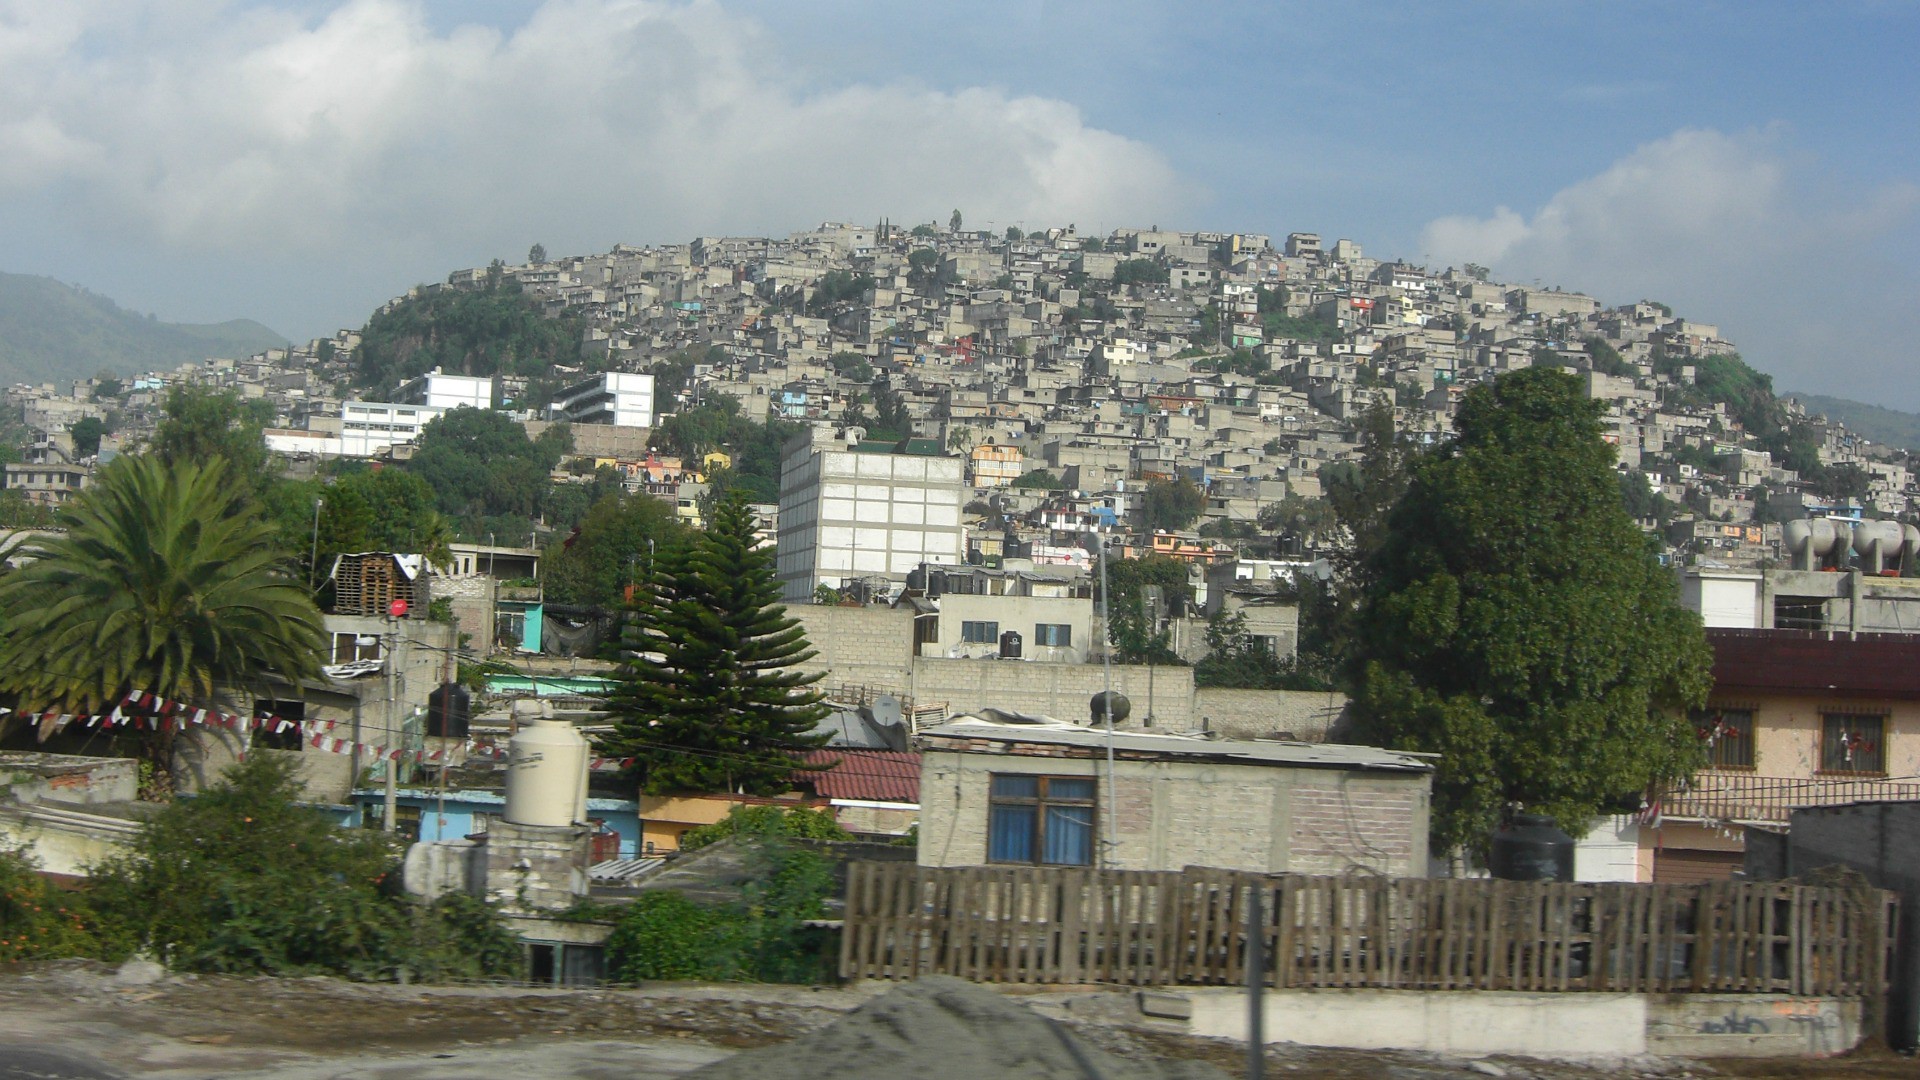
[{"left": 987, "top": 774, "right": 1096, "bottom": 866}]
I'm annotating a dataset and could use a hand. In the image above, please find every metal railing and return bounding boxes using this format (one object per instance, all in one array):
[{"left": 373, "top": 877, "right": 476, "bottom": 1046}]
[{"left": 1660, "top": 772, "right": 1920, "bottom": 825}]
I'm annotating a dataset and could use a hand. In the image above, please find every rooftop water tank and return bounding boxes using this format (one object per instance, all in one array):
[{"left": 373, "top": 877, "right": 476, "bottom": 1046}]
[
  {"left": 504, "top": 701, "right": 589, "bottom": 829},
  {"left": 1488, "top": 813, "right": 1575, "bottom": 882}
]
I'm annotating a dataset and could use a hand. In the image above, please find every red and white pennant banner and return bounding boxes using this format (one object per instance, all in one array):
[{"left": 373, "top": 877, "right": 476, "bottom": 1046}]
[{"left": 29, "top": 692, "right": 638, "bottom": 774}]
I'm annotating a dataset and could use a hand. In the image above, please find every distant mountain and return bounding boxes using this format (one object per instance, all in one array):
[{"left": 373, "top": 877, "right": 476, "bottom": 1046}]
[
  {"left": 1786, "top": 393, "right": 1920, "bottom": 453},
  {"left": 0, "top": 271, "right": 286, "bottom": 388}
]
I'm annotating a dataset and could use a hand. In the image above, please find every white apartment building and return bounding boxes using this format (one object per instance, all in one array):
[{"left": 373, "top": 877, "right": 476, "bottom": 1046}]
[
  {"left": 395, "top": 371, "right": 494, "bottom": 410},
  {"left": 337, "top": 401, "right": 451, "bottom": 457},
  {"left": 549, "top": 371, "right": 655, "bottom": 429},
  {"left": 775, "top": 432, "right": 967, "bottom": 603}
]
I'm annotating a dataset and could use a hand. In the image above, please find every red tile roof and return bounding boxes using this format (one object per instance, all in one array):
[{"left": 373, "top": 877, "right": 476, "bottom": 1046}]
[{"left": 794, "top": 749, "right": 921, "bottom": 803}]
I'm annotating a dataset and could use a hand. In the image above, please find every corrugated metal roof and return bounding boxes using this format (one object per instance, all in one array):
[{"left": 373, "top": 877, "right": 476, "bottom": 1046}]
[
  {"left": 1708, "top": 628, "right": 1920, "bottom": 699},
  {"left": 795, "top": 749, "right": 922, "bottom": 803},
  {"left": 917, "top": 719, "right": 1432, "bottom": 773}
]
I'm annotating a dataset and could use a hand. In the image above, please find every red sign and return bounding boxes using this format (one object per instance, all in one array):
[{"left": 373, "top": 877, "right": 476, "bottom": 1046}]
[{"left": 389, "top": 599, "right": 409, "bottom": 619}]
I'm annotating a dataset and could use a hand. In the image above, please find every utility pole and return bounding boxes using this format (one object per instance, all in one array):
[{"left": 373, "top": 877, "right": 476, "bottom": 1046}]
[
  {"left": 384, "top": 608, "right": 403, "bottom": 833},
  {"left": 308, "top": 498, "right": 324, "bottom": 593}
]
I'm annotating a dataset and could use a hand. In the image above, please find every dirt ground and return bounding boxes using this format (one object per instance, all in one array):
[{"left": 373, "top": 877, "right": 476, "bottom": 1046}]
[{"left": 0, "top": 962, "right": 1915, "bottom": 1080}]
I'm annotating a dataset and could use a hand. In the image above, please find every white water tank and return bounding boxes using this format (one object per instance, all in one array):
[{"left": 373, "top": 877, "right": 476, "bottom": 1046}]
[{"left": 503, "top": 702, "right": 589, "bottom": 828}]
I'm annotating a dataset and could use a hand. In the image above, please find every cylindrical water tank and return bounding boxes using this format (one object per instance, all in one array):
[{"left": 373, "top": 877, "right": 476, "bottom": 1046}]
[
  {"left": 999, "top": 630, "right": 1023, "bottom": 659},
  {"left": 427, "top": 682, "right": 471, "bottom": 739},
  {"left": 1488, "top": 813, "right": 1575, "bottom": 881},
  {"left": 504, "top": 712, "right": 590, "bottom": 828}
]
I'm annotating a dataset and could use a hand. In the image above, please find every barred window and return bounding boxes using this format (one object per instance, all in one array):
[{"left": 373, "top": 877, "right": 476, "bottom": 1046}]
[
  {"left": 1820, "top": 713, "right": 1886, "bottom": 775},
  {"left": 1694, "top": 708, "right": 1756, "bottom": 769}
]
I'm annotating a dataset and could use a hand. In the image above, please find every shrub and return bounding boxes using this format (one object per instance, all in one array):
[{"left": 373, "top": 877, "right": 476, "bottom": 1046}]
[
  {"left": 606, "top": 842, "right": 837, "bottom": 984},
  {"left": 678, "top": 804, "right": 850, "bottom": 852},
  {"left": 0, "top": 843, "right": 110, "bottom": 962},
  {"left": 85, "top": 753, "right": 516, "bottom": 980}
]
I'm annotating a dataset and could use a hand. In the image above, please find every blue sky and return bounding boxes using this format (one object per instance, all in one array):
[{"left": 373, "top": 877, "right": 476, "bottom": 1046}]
[{"left": 1, "top": 1, "right": 1915, "bottom": 405}]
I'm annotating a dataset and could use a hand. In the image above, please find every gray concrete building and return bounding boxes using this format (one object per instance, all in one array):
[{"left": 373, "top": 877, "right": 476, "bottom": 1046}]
[
  {"left": 915, "top": 715, "right": 1431, "bottom": 876},
  {"left": 774, "top": 431, "right": 966, "bottom": 604}
]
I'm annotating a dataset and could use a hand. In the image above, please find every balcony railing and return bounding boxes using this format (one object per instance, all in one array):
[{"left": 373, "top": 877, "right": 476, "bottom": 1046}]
[{"left": 1659, "top": 771, "right": 1920, "bottom": 825}]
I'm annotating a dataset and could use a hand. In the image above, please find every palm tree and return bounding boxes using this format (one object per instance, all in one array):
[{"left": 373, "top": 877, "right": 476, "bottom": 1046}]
[{"left": 0, "top": 456, "right": 325, "bottom": 789}]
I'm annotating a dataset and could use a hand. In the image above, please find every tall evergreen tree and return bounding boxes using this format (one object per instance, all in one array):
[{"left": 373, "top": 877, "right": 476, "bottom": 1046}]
[{"left": 600, "top": 495, "right": 829, "bottom": 795}]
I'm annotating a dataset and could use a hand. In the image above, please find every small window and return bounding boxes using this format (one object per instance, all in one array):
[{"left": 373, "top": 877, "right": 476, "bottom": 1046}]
[
  {"left": 1695, "top": 708, "right": 1755, "bottom": 769},
  {"left": 1821, "top": 713, "right": 1886, "bottom": 775},
  {"left": 988, "top": 774, "right": 1096, "bottom": 866},
  {"left": 331, "top": 632, "right": 382, "bottom": 664},
  {"left": 960, "top": 620, "right": 999, "bottom": 644},
  {"left": 1034, "top": 623, "right": 1071, "bottom": 647},
  {"left": 252, "top": 699, "right": 306, "bottom": 751}
]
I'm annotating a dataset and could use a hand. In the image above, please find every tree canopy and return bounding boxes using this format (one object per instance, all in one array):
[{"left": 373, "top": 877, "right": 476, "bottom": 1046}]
[
  {"left": 1139, "top": 476, "right": 1205, "bottom": 534},
  {"left": 151, "top": 385, "right": 275, "bottom": 486},
  {"left": 0, "top": 456, "right": 325, "bottom": 786},
  {"left": 352, "top": 285, "right": 584, "bottom": 395},
  {"left": 1348, "top": 368, "right": 1712, "bottom": 855},
  {"left": 404, "top": 408, "right": 571, "bottom": 538},
  {"left": 599, "top": 496, "right": 829, "bottom": 795}
]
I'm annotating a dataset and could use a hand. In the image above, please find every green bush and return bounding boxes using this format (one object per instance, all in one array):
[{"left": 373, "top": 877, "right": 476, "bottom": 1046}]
[
  {"left": 85, "top": 754, "right": 517, "bottom": 980},
  {"left": 678, "top": 804, "right": 851, "bottom": 852},
  {"left": 606, "top": 842, "right": 836, "bottom": 984},
  {"left": 0, "top": 842, "right": 110, "bottom": 962},
  {"left": 605, "top": 891, "right": 750, "bottom": 981}
]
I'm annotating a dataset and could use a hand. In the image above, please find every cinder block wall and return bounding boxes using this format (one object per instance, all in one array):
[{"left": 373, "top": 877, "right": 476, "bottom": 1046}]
[
  {"left": 918, "top": 749, "right": 1429, "bottom": 877},
  {"left": 1193, "top": 688, "right": 1349, "bottom": 740},
  {"left": 910, "top": 657, "right": 1196, "bottom": 727},
  {"left": 795, "top": 605, "right": 916, "bottom": 691}
]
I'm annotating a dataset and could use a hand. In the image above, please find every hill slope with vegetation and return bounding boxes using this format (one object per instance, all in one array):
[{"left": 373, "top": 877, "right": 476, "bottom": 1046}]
[
  {"left": 0, "top": 271, "right": 285, "bottom": 386},
  {"left": 1787, "top": 393, "right": 1920, "bottom": 452}
]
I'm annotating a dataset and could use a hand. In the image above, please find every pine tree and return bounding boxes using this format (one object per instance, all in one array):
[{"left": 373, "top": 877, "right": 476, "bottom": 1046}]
[{"left": 600, "top": 495, "right": 830, "bottom": 795}]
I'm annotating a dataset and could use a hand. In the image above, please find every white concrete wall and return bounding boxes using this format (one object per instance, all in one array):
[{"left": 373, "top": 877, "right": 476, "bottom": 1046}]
[
  {"left": 1573, "top": 815, "right": 1645, "bottom": 882},
  {"left": 1190, "top": 988, "right": 1647, "bottom": 1057},
  {"left": 1186, "top": 988, "right": 1859, "bottom": 1059}
]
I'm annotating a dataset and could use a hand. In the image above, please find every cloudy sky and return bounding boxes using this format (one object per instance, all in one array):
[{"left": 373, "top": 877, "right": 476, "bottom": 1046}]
[{"left": 2, "top": 1, "right": 1915, "bottom": 405}]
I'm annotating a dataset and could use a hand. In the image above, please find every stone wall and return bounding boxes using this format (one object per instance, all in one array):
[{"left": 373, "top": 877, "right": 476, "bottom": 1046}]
[{"left": 481, "top": 819, "right": 591, "bottom": 913}]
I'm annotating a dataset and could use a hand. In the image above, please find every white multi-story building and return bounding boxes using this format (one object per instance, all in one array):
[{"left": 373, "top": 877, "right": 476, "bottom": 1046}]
[
  {"left": 775, "top": 431, "right": 966, "bottom": 603},
  {"left": 548, "top": 372, "right": 655, "bottom": 428},
  {"left": 394, "top": 370, "right": 494, "bottom": 410},
  {"left": 337, "top": 401, "right": 451, "bottom": 457}
]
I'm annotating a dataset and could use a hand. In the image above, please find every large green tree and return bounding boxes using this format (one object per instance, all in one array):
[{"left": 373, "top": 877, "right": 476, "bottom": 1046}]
[
  {"left": 151, "top": 385, "right": 276, "bottom": 487},
  {"left": 541, "top": 490, "right": 688, "bottom": 609},
  {"left": 1348, "top": 369, "right": 1711, "bottom": 855},
  {"left": 0, "top": 456, "right": 326, "bottom": 785},
  {"left": 600, "top": 496, "right": 829, "bottom": 795}
]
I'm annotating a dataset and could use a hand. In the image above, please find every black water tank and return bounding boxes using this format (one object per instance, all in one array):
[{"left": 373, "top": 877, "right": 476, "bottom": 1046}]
[
  {"left": 427, "top": 682, "right": 471, "bottom": 739},
  {"left": 999, "top": 630, "right": 1022, "bottom": 659},
  {"left": 906, "top": 566, "right": 927, "bottom": 592},
  {"left": 1488, "top": 813, "right": 1575, "bottom": 881},
  {"left": 1089, "top": 691, "right": 1132, "bottom": 726},
  {"left": 926, "top": 570, "right": 945, "bottom": 598}
]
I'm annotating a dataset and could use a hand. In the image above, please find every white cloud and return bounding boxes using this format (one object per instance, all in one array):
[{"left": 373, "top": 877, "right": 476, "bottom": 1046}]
[
  {"left": 0, "top": 0, "right": 1190, "bottom": 253},
  {"left": 1420, "top": 129, "right": 1920, "bottom": 405}
]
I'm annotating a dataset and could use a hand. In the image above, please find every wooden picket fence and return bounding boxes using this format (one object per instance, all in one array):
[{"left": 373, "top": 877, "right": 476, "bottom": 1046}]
[{"left": 839, "top": 863, "right": 1896, "bottom": 997}]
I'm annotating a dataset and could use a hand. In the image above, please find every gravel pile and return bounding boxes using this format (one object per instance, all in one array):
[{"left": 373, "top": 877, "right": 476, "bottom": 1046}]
[{"left": 686, "top": 976, "right": 1227, "bottom": 1080}]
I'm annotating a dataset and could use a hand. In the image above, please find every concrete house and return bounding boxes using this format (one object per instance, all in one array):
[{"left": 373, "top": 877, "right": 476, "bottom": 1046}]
[
  {"left": 1653, "top": 628, "right": 1920, "bottom": 882},
  {"left": 915, "top": 713, "right": 1432, "bottom": 876}
]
